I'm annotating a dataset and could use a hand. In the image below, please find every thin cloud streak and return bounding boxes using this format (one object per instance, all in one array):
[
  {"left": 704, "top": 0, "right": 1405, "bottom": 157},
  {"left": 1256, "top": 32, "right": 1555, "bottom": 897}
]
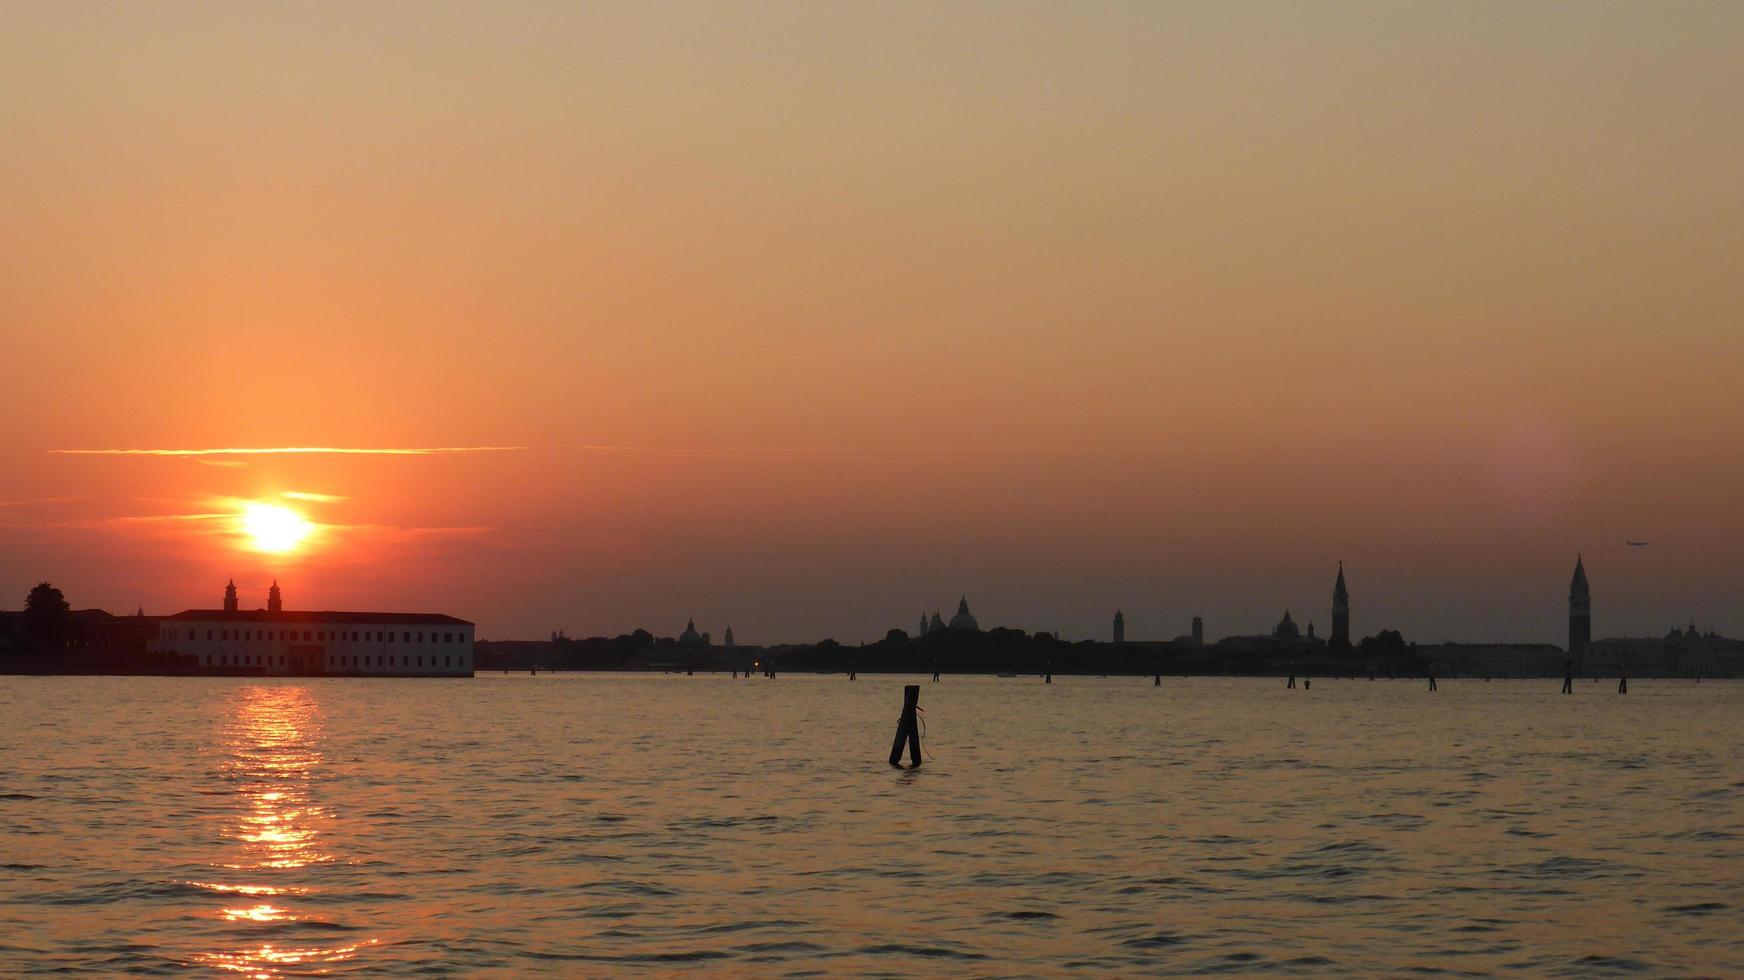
[
  {"left": 574, "top": 444, "right": 1024, "bottom": 462},
  {"left": 51, "top": 446, "right": 525, "bottom": 457}
]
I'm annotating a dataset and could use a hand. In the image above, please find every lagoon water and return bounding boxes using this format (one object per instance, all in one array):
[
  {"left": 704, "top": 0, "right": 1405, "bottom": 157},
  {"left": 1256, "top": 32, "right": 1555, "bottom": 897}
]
[{"left": 1, "top": 674, "right": 1739, "bottom": 975}]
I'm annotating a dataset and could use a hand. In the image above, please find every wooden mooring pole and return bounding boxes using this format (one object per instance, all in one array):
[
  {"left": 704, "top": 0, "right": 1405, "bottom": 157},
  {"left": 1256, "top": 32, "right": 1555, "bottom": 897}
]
[{"left": 888, "top": 685, "right": 922, "bottom": 768}]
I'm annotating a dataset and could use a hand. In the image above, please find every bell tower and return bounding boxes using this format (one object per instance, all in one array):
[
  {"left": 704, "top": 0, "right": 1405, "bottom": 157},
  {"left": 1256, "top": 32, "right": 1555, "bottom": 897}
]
[
  {"left": 1112, "top": 609, "right": 1125, "bottom": 644},
  {"left": 223, "top": 578, "right": 238, "bottom": 613},
  {"left": 268, "top": 580, "right": 283, "bottom": 614},
  {"left": 1331, "top": 562, "right": 1350, "bottom": 649},
  {"left": 1569, "top": 555, "right": 1590, "bottom": 673}
]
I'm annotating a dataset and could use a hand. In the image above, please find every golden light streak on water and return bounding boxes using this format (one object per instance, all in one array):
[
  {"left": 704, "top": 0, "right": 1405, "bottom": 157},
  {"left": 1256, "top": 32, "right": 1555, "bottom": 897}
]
[{"left": 198, "top": 685, "right": 364, "bottom": 976}]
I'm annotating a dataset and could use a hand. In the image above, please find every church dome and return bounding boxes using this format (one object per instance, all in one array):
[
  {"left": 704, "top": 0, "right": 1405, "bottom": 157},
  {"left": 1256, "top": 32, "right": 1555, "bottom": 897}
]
[
  {"left": 948, "top": 597, "right": 979, "bottom": 632},
  {"left": 679, "top": 618, "right": 703, "bottom": 646},
  {"left": 1274, "top": 609, "right": 1300, "bottom": 641}
]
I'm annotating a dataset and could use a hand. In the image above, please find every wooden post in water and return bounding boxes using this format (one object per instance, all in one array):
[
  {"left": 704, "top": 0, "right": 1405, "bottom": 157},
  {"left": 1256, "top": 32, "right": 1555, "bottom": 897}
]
[
  {"left": 1561, "top": 661, "right": 1573, "bottom": 694},
  {"left": 1154, "top": 663, "right": 1161, "bottom": 687},
  {"left": 1618, "top": 675, "right": 1627, "bottom": 694},
  {"left": 888, "top": 684, "right": 922, "bottom": 768},
  {"left": 1428, "top": 673, "right": 1437, "bottom": 692},
  {"left": 1287, "top": 673, "right": 1296, "bottom": 689}
]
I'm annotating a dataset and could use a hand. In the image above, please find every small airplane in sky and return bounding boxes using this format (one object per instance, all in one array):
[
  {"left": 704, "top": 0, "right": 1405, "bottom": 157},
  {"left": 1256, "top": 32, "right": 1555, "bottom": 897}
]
[{"left": 1625, "top": 540, "right": 1650, "bottom": 547}]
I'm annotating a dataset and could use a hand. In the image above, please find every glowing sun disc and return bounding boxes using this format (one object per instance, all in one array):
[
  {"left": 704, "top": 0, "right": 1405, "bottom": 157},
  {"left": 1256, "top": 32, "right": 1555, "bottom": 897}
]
[{"left": 240, "top": 503, "right": 314, "bottom": 553}]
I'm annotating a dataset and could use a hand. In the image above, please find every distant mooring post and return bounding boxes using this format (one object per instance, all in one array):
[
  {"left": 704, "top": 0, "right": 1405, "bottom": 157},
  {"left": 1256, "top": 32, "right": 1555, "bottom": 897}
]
[
  {"left": 1561, "top": 661, "right": 1574, "bottom": 695},
  {"left": 1428, "top": 672, "right": 1437, "bottom": 692},
  {"left": 1153, "top": 662, "right": 1161, "bottom": 687},
  {"left": 1287, "top": 673, "right": 1296, "bottom": 689},
  {"left": 1619, "top": 675, "right": 1627, "bottom": 694},
  {"left": 888, "top": 684, "right": 922, "bottom": 768}
]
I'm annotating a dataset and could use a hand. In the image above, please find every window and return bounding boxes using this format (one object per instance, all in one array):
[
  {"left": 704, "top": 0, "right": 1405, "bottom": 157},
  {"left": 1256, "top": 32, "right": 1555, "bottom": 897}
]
[
  {"left": 207, "top": 630, "right": 213, "bottom": 641},
  {"left": 418, "top": 632, "right": 425, "bottom": 643},
  {"left": 303, "top": 631, "right": 312, "bottom": 642},
  {"left": 445, "top": 657, "right": 451, "bottom": 668}
]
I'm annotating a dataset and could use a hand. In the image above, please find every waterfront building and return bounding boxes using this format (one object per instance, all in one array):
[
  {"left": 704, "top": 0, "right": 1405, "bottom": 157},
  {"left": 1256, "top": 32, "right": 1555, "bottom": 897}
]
[
  {"left": 1588, "top": 623, "right": 1743, "bottom": 677},
  {"left": 1420, "top": 642, "right": 1566, "bottom": 677},
  {"left": 149, "top": 583, "right": 473, "bottom": 676},
  {"left": 1112, "top": 609, "right": 1125, "bottom": 644}
]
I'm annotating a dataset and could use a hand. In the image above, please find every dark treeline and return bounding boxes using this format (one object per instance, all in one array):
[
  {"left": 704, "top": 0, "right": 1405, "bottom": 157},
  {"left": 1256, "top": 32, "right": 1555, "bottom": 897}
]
[{"left": 477, "top": 625, "right": 1429, "bottom": 678}]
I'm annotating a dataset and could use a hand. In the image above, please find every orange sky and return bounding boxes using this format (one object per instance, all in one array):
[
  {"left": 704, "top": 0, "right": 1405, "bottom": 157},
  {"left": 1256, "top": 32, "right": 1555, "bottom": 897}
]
[{"left": 3, "top": 3, "right": 1741, "bottom": 643}]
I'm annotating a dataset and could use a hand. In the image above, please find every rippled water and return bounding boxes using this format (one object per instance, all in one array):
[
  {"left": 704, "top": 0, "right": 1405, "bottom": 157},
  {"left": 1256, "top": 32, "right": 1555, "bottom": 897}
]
[{"left": 1, "top": 675, "right": 1739, "bottom": 975}]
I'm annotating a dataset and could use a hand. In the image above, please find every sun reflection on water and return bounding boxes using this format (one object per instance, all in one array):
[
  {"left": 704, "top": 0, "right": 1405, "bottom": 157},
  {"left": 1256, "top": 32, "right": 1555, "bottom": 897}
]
[{"left": 190, "top": 686, "right": 374, "bottom": 976}]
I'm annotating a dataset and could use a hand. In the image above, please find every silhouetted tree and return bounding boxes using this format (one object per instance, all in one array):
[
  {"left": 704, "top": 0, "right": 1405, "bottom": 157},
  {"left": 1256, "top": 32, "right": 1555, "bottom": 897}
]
[
  {"left": 1359, "top": 629, "right": 1407, "bottom": 657},
  {"left": 24, "top": 582, "right": 75, "bottom": 656}
]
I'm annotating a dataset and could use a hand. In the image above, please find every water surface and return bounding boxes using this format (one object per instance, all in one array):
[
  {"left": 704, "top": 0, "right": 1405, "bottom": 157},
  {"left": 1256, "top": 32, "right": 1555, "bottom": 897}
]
[{"left": 1, "top": 675, "right": 1739, "bottom": 974}]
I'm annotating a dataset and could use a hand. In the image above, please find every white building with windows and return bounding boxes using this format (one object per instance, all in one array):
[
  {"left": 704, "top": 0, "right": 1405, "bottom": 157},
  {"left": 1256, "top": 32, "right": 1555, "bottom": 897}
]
[{"left": 151, "top": 584, "right": 474, "bottom": 677}]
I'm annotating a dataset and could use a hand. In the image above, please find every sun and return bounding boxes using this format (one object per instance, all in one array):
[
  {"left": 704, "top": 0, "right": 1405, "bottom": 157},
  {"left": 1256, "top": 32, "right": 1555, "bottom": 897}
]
[{"left": 239, "top": 502, "right": 315, "bottom": 554}]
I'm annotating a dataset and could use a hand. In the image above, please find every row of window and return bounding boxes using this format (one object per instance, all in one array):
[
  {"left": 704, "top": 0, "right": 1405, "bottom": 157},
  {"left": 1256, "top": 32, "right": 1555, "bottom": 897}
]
[
  {"left": 181, "top": 628, "right": 467, "bottom": 644},
  {"left": 206, "top": 653, "right": 467, "bottom": 670}
]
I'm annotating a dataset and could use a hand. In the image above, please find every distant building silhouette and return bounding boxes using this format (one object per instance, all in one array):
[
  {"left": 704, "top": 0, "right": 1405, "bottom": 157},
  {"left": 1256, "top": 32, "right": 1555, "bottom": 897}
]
[
  {"left": 679, "top": 618, "right": 704, "bottom": 647},
  {"left": 948, "top": 596, "right": 979, "bottom": 632},
  {"left": 1569, "top": 555, "right": 1590, "bottom": 673},
  {"left": 1331, "top": 562, "right": 1350, "bottom": 649},
  {"left": 724, "top": 627, "right": 734, "bottom": 650},
  {"left": 268, "top": 580, "right": 283, "bottom": 614},
  {"left": 1112, "top": 609, "right": 1125, "bottom": 644},
  {"left": 1192, "top": 614, "right": 1203, "bottom": 647},
  {"left": 223, "top": 578, "right": 238, "bottom": 613},
  {"left": 928, "top": 610, "right": 945, "bottom": 634},
  {"left": 1273, "top": 609, "right": 1300, "bottom": 641},
  {"left": 1587, "top": 619, "right": 1739, "bottom": 677}
]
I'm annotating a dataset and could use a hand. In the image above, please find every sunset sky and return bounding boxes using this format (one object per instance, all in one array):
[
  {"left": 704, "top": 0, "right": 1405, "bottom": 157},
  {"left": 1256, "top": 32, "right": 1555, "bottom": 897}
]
[{"left": 3, "top": 2, "right": 1741, "bottom": 644}]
